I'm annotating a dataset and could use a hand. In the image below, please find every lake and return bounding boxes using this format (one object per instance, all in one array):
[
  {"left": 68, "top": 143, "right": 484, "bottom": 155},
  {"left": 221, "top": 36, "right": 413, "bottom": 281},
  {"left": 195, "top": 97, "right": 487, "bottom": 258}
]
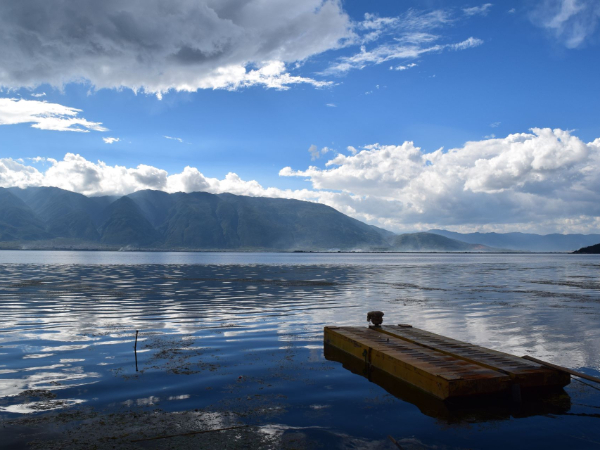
[{"left": 1, "top": 251, "right": 600, "bottom": 449}]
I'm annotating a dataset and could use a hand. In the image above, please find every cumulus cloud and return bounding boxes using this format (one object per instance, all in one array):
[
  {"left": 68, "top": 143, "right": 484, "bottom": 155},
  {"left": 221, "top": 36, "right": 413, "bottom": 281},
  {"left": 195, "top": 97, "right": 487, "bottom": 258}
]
[
  {"left": 0, "top": 2, "right": 492, "bottom": 94},
  {"left": 463, "top": 4, "right": 493, "bottom": 17},
  {"left": 281, "top": 128, "right": 600, "bottom": 233},
  {"left": 2, "top": 129, "right": 600, "bottom": 233},
  {"left": 0, "top": 0, "right": 350, "bottom": 96},
  {"left": 0, "top": 153, "right": 317, "bottom": 203},
  {"left": 103, "top": 137, "right": 120, "bottom": 144},
  {"left": 0, "top": 158, "right": 45, "bottom": 188},
  {"left": 0, "top": 98, "right": 107, "bottom": 132},
  {"left": 531, "top": 0, "right": 600, "bottom": 48}
]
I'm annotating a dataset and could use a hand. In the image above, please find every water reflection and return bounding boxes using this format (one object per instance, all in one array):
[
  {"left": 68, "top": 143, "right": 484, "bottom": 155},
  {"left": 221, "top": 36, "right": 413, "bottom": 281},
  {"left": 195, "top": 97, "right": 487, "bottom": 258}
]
[
  {"left": 0, "top": 254, "right": 600, "bottom": 448},
  {"left": 324, "top": 344, "right": 572, "bottom": 424}
]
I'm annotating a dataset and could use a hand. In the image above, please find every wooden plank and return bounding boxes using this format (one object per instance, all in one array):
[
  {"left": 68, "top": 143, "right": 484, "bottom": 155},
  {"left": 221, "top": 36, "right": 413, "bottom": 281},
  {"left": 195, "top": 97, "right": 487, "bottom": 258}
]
[
  {"left": 324, "top": 344, "right": 572, "bottom": 421},
  {"left": 377, "top": 325, "right": 570, "bottom": 389},
  {"left": 324, "top": 326, "right": 510, "bottom": 400},
  {"left": 522, "top": 355, "right": 600, "bottom": 384}
]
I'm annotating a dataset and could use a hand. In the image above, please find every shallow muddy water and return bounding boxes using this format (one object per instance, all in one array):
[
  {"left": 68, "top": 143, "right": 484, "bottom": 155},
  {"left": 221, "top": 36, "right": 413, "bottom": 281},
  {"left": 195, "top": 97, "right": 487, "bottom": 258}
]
[{"left": 1, "top": 252, "right": 600, "bottom": 449}]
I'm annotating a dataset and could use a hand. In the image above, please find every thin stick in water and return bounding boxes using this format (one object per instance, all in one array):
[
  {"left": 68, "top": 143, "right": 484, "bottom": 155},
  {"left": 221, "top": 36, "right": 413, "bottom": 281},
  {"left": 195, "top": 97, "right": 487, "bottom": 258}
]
[
  {"left": 388, "top": 435, "right": 404, "bottom": 449},
  {"left": 134, "top": 330, "right": 139, "bottom": 372}
]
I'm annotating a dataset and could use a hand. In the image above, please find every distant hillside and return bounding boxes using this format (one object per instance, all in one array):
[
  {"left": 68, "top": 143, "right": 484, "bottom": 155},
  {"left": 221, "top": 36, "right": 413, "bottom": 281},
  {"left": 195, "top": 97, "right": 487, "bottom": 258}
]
[
  {"left": 99, "top": 196, "right": 163, "bottom": 246},
  {"left": 0, "top": 188, "right": 49, "bottom": 241},
  {"left": 573, "top": 243, "right": 600, "bottom": 254},
  {"left": 0, "top": 187, "right": 541, "bottom": 252},
  {"left": 0, "top": 187, "right": 392, "bottom": 251},
  {"left": 429, "top": 229, "right": 600, "bottom": 252},
  {"left": 391, "top": 232, "right": 500, "bottom": 252}
]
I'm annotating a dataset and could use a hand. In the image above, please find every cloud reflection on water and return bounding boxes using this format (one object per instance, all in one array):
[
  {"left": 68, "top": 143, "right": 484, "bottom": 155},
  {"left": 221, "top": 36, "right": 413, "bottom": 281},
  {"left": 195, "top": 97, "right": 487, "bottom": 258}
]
[{"left": 0, "top": 254, "right": 599, "bottom": 420}]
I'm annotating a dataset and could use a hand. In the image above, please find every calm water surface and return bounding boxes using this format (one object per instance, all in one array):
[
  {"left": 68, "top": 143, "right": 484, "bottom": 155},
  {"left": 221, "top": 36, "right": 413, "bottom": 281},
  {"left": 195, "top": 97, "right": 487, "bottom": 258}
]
[{"left": 1, "top": 251, "right": 600, "bottom": 449}]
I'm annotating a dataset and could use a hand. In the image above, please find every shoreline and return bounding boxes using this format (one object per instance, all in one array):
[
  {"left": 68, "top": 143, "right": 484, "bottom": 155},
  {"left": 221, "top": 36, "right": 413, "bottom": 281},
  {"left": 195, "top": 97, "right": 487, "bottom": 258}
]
[{"left": 0, "top": 248, "right": 579, "bottom": 254}]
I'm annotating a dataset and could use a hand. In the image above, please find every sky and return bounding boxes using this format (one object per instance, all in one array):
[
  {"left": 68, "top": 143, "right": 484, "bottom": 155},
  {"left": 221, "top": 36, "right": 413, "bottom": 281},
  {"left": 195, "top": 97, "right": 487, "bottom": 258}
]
[{"left": 1, "top": 0, "right": 600, "bottom": 234}]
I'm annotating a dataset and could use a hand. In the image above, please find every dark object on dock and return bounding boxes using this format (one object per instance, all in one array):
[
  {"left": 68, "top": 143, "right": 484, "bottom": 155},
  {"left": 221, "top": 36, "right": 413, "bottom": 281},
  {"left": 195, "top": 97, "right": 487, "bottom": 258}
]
[
  {"left": 324, "top": 323, "right": 570, "bottom": 401},
  {"left": 367, "top": 311, "right": 384, "bottom": 327}
]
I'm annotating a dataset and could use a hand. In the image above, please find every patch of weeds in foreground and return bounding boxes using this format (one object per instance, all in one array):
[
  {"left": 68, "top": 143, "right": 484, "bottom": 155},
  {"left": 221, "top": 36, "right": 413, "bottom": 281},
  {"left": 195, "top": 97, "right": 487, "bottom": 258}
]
[
  {"left": 109, "top": 335, "right": 224, "bottom": 378},
  {"left": 5, "top": 407, "right": 320, "bottom": 450},
  {"left": 143, "top": 335, "right": 222, "bottom": 375}
]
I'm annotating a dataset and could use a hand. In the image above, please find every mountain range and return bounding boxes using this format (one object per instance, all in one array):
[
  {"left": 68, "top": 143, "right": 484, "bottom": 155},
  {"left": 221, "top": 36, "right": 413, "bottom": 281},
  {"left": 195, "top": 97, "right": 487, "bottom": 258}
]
[
  {"left": 1, "top": 186, "right": 394, "bottom": 251},
  {"left": 429, "top": 229, "right": 600, "bottom": 252},
  {"left": 389, "top": 232, "right": 502, "bottom": 252},
  {"left": 0, "top": 186, "right": 597, "bottom": 252}
]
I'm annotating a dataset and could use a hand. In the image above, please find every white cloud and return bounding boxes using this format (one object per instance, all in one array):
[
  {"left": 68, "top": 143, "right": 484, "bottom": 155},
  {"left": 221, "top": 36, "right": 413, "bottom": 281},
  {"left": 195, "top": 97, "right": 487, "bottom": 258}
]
[
  {"left": 103, "top": 137, "right": 120, "bottom": 144},
  {"left": 508, "top": 8, "right": 516, "bottom": 14},
  {"left": 0, "top": 1, "right": 350, "bottom": 96},
  {"left": 490, "top": 121, "right": 501, "bottom": 127},
  {"left": 391, "top": 63, "right": 418, "bottom": 71},
  {"left": 0, "top": 158, "right": 45, "bottom": 188},
  {"left": 531, "top": 0, "right": 600, "bottom": 48},
  {"left": 0, "top": 98, "right": 107, "bottom": 132},
  {"left": 356, "top": 10, "right": 451, "bottom": 44},
  {"left": 325, "top": 39, "right": 438, "bottom": 74},
  {"left": 30, "top": 92, "right": 46, "bottom": 98},
  {"left": 326, "top": 103, "right": 337, "bottom": 107},
  {"left": 324, "top": 7, "right": 484, "bottom": 76},
  {"left": 463, "top": 4, "right": 494, "bottom": 17},
  {"left": 3, "top": 129, "right": 600, "bottom": 234},
  {"left": 0, "top": 153, "right": 318, "bottom": 202},
  {"left": 449, "top": 37, "right": 484, "bottom": 51},
  {"left": 164, "top": 136, "right": 183, "bottom": 143},
  {"left": 280, "top": 128, "right": 600, "bottom": 233}
]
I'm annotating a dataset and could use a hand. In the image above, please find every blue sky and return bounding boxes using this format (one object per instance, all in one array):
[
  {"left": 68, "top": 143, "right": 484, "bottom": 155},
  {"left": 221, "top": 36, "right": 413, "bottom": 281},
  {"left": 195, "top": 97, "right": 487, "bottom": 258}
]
[{"left": 1, "top": 0, "right": 600, "bottom": 233}]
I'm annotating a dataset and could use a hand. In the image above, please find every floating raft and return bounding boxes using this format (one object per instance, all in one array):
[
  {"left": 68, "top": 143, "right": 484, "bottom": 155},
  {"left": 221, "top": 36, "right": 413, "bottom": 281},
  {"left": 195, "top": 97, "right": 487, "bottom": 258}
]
[{"left": 324, "top": 325, "right": 570, "bottom": 400}]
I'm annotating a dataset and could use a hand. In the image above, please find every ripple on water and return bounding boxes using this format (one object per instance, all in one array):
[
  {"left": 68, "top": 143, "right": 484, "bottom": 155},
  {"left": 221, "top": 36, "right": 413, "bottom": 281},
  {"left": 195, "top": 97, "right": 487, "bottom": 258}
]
[{"left": 0, "top": 254, "right": 600, "bottom": 448}]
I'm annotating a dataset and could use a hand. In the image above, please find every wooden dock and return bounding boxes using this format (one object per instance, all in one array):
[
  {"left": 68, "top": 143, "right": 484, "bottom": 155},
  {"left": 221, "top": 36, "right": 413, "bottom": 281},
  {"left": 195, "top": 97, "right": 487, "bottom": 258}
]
[{"left": 324, "top": 325, "right": 570, "bottom": 400}]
